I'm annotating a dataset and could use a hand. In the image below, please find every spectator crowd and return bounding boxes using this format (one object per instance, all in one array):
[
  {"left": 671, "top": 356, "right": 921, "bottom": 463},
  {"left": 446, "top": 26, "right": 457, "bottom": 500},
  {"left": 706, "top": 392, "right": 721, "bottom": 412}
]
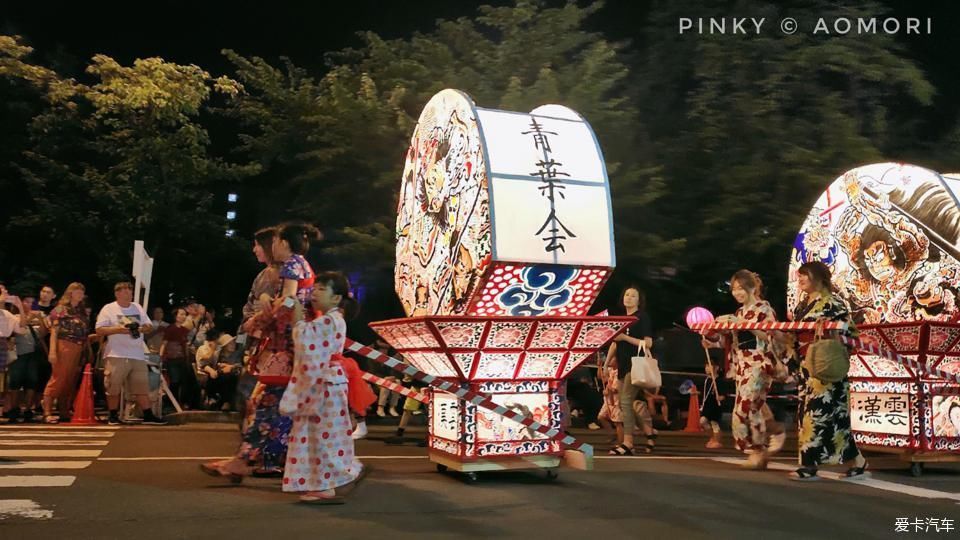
[{"left": 0, "top": 280, "right": 247, "bottom": 425}]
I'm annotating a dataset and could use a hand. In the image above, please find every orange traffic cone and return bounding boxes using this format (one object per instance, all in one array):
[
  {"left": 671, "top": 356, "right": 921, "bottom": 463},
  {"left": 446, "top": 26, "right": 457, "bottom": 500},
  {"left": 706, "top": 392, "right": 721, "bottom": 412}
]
[
  {"left": 70, "top": 364, "right": 98, "bottom": 425},
  {"left": 683, "top": 389, "right": 702, "bottom": 432}
]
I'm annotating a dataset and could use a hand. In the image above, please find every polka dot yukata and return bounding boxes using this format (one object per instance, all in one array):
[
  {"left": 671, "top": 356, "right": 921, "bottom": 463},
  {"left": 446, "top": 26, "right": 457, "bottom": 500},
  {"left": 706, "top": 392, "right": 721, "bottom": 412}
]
[{"left": 279, "top": 309, "right": 361, "bottom": 493}]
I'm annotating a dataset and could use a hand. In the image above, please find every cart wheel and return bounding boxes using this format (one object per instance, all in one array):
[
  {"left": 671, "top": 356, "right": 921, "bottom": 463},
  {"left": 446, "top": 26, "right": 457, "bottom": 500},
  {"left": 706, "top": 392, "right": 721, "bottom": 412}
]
[
  {"left": 911, "top": 462, "right": 924, "bottom": 477},
  {"left": 436, "top": 464, "right": 448, "bottom": 473},
  {"left": 464, "top": 472, "right": 479, "bottom": 483},
  {"left": 545, "top": 468, "right": 559, "bottom": 481}
]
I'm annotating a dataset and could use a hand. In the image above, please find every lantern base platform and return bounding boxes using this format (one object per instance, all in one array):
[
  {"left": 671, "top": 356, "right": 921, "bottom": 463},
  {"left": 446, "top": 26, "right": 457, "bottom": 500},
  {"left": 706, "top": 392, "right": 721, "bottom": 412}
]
[
  {"left": 850, "top": 322, "right": 960, "bottom": 478},
  {"left": 858, "top": 445, "right": 960, "bottom": 477},
  {"left": 859, "top": 445, "right": 960, "bottom": 463},
  {"left": 430, "top": 451, "right": 560, "bottom": 474}
]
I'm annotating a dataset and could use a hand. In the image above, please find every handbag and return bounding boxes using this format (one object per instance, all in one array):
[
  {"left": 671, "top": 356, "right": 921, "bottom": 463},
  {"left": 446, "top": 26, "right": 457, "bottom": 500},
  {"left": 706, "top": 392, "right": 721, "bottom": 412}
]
[
  {"left": 249, "top": 336, "right": 293, "bottom": 386},
  {"left": 802, "top": 320, "right": 850, "bottom": 383},
  {"left": 630, "top": 342, "right": 661, "bottom": 389},
  {"left": 768, "top": 338, "right": 791, "bottom": 383}
]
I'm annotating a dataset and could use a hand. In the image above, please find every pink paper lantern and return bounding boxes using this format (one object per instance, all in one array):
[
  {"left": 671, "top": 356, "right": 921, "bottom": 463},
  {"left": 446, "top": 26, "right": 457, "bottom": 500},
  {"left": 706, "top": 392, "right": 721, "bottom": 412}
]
[{"left": 685, "top": 306, "right": 715, "bottom": 328}]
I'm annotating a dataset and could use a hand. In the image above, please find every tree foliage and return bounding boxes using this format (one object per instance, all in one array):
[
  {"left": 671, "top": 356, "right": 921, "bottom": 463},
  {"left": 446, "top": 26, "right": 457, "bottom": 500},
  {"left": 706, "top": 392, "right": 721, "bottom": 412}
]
[{"left": 0, "top": 35, "right": 257, "bottom": 309}]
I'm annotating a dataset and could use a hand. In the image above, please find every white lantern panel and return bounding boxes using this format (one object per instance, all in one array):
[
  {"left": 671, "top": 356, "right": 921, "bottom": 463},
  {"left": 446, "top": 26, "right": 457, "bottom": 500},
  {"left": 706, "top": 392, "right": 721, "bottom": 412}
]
[{"left": 490, "top": 175, "right": 614, "bottom": 266}]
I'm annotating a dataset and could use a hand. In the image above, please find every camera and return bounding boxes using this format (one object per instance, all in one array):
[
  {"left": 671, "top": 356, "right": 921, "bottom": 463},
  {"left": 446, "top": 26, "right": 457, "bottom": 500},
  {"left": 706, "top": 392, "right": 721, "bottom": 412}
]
[{"left": 125, "top": 322, "right": 141, "bottom": 339}]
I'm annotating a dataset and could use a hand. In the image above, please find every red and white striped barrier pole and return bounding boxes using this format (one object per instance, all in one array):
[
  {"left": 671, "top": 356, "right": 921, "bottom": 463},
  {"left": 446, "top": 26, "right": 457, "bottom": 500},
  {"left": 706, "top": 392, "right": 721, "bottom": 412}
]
[
  {"left": 344, "top": 338, "right": 593, "bottom": 457},
  {"left": 360, "top": 371, "right": 431, "bottom": 404},
  {"left": 692, "top": 321, "right": 960, "bottom": 385},
  {"left": 689, "top": 321, "right": 849, "bottom": 332}
]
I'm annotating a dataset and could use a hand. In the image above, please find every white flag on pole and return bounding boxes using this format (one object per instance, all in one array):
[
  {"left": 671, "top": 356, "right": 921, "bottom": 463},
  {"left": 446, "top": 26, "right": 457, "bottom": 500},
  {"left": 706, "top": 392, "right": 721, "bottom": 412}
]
[{"left": 132, "top": 240, "right": 154, "bottom": 311}]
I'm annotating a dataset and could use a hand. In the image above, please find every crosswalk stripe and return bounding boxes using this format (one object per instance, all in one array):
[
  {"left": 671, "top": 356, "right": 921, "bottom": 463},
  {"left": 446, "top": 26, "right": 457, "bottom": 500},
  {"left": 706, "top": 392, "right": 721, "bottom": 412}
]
[
  {"left": 0, "top": 461, "right": 92, "bottom": 470},
  {"left": 709, "top": 457, "right": 960, "bottom": 502},
  {"left": 0, "top": 476, "right": 76, "bottom": 488},
  {"left": 0, "top": 499, "right": 54, "bottom": 520},
  {"left": 0, "top": 441, "right": 109, "bottom": 447},
  {"left": 0, "top": 428, "right": 111, "bottom": 504},
  {"left": 1, "top": 432, "right": 114, "bottom": 438},
  {"left": 0, "top": 449, "right": 102, "bottom": 458}
]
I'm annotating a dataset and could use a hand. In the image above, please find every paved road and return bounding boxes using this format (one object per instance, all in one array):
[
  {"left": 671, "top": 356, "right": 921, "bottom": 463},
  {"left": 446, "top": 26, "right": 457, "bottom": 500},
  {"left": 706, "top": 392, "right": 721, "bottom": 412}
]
[{"left": 1, "top": 422, "right": 959, "bottom": 539}]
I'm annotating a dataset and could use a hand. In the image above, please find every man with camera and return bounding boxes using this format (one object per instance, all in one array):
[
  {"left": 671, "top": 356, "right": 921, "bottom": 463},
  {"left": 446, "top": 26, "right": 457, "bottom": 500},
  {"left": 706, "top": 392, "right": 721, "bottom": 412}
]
[{"left": 95, "top": 281, "right": 166, "bottom": 425}]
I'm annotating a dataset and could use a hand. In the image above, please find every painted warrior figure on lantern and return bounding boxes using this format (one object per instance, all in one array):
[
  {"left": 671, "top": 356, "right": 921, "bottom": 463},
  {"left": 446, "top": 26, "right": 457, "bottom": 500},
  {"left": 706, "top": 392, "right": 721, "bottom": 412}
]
[{"left": 791, "top": 163, "right": 960, "bottom": 324}]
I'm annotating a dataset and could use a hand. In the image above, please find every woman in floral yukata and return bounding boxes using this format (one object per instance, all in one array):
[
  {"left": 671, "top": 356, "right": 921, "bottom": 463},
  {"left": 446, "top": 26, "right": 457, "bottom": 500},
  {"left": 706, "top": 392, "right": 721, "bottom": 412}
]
[
  {"left": 790, "top": 261, "right": 869, "bottom": 481},
  {"left": 202, "top": 223, "right": 320, "bottom": 481},
  {"left": 280, "top": 271, "right": 364, "bottom": 504},
  {"left": 703, "top": 270, "right": 786, "bottom": 469}
]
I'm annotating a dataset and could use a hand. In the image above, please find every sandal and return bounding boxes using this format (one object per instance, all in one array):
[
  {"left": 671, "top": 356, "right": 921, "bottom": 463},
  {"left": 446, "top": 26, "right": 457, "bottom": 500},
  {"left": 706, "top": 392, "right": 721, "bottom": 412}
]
[
  {"left": 645, "top": 440, "right": 655, "bottom": 454},
  {"left": 608, "top": 444, "right": 634, "bottom": 456},
  {"left": 789, "top": 467, "right": 820, "bottom": 481},
  {"left": 199, "top": 462, "right": 244, "bottom": 484},
  {"left": 43, "top": 416, "right": 59, "bottom": 425},
  {"left": 299, "top": 492, "right": 345, "bottom": 505},
  {"left": 199, "top": 463, "right": 221, "bottom": 477},
  {"left": 742, "top": 451, "right": 769, "bottom": 470},
  {"left": 352, "top": 464, "right": 371, "bottom": 485},
  {"left": 844, "top": 464, "right": 870, "bottom": 480},
  {"left": 767, "top": 431, "right": 786, "bottom": 455}
]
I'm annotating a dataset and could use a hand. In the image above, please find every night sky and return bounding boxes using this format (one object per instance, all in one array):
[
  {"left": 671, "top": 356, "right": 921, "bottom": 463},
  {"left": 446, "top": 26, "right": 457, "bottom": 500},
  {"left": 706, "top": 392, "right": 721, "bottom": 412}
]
[{"left": 0, "top": 1, "right": 515, "bottom": 76}]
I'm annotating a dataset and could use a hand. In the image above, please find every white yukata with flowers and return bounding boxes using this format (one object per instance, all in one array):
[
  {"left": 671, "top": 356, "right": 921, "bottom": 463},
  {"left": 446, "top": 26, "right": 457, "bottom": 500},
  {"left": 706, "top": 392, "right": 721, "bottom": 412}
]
[{"left": 279, "top": 308, "right": 361, "bottom": 492}]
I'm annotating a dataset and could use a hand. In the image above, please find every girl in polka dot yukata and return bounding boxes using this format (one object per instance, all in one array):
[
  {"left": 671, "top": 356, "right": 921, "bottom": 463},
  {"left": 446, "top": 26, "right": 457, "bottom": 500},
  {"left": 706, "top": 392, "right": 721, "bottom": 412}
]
[{"left": 279, "top": 271, "right": 363, "bottom": 504}]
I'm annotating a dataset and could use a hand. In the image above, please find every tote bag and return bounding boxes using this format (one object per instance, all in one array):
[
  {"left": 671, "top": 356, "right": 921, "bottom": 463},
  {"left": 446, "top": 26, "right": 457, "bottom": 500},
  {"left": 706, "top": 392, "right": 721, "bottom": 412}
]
[
  {"left": 630, "top": 342, "right": 661, "bottom": 389},
  {"left": 802, "top": 320, "right": 850, "bottom": 383}
]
